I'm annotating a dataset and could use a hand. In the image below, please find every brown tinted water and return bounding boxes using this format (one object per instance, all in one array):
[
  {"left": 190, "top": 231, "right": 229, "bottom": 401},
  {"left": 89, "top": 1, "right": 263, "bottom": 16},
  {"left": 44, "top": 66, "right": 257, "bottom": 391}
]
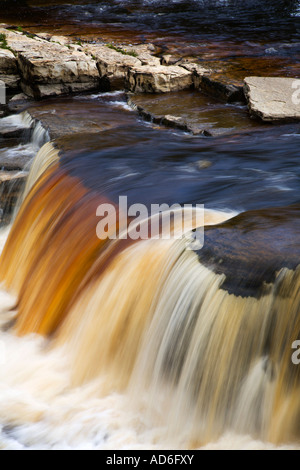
[
  {"left": 0, "top": 0, "right": 300, "bottom": 451},
  {"left": 1, "top": 0, "right": 299, "bottom": 79}
]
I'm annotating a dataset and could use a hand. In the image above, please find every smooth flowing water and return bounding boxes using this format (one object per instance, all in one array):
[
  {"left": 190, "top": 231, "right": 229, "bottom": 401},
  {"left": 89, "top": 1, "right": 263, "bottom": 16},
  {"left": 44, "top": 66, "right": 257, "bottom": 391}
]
[{"left": 0, "top": 0, "right": 299, "bottom": 450}]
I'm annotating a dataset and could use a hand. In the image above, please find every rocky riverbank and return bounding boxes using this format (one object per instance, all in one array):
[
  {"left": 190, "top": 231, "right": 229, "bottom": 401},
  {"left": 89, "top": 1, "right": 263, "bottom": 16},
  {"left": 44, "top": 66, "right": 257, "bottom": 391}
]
[
  {"left": 0, "top": 24, "right": 299, "bottom": 218},
  {"left": 0, "top": 25, "right": 299, "bottom": 126}
]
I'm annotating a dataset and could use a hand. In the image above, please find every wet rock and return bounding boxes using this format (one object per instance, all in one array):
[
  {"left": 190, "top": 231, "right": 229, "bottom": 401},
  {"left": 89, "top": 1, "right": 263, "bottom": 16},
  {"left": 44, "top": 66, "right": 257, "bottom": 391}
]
[
  {"left": 8, "top": 93, "right": 33, "bottom": 112},
  {"left": 0, "top": 170, "right": 26, "bottom": 184},
  {"left": 197, "top": 160, "right": 213, "bottom": 169},
  {"left": 25, "top": 94, "right": 139, "bottom": 141},
  {"left": 0, "top": 170, "right": 27, "bottom": 223},
  {"left": 244, "top": 77, "right": 300, "bottom": 122},
  {"left": 160, "top": 59, "right": 242, "bottom": 104},
  {"left": 128, "top": 97, "right": 211, "bottom": 135},
  {"left": 160, "top": 115, "right": 190, "bottom": 132},
  {"left": 128, "top": 91, "right": 260, "bottom": 136},
  {"left": 159, "top": 115, "right": 212, "bottom": 135},
  {"left": 200, "top": 74, "right": 245, "bottom": 103},
  {"left": 126, "top": 64, "right": 193, "bottom": 93},
  {"left": 0, "top": 126, "right": 30, "bottom": 139},
  {"left": 86, "top": 44, "right": 142, "bottom": 91},
  {"left": 0, "top": 150, "right": 32, "bottom": 170},
  {"left": 265, "top": 47, "right": 277, "bottom": 55},
  {"left": 196, "top": 205, "right": 300, "bottom": 298}
]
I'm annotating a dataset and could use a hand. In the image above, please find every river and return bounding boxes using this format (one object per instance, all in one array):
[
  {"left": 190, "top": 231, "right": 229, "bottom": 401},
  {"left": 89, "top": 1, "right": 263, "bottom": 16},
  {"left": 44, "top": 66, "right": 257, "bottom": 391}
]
[{"left": 0, "top": 0, "right": 299, "bottom": 450}]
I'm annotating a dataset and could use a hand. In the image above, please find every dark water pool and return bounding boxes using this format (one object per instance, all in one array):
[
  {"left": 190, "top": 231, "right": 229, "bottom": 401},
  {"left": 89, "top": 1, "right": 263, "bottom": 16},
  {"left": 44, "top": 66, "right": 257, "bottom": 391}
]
[
  {"left": 44, "top": 93, "right": 300, "bottom": 213},
  {"left": 1, "top": 1, "right": 300, "bottom": 77}
]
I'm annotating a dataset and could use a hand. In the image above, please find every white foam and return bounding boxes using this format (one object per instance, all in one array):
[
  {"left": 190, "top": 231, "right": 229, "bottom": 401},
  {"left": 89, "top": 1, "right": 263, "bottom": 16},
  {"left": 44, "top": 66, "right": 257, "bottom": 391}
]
[
  {"left": 0, "top": 274, "right": 298, "bottom": 449},
  {"left": 107, "top": 100, "right": 134, "bottom": 112},
  {"left": 0, "top": 114, "right": 31, "bottom": 129}
]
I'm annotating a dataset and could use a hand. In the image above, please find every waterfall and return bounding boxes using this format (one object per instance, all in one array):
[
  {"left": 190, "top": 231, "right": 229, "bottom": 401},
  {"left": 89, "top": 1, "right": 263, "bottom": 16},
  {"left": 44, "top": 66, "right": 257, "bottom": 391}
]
[
  {"left": 19, "top": 112, "right": 50, "bottom": 150},
  {"left": 20, "top": 142, "right": 59, "bottom": 202},
  {"left": 0, "top": 145, "right": 299, "bottom": 447},
  {"left": 0, "top": 112, "right": 51, "bottom": 225}
]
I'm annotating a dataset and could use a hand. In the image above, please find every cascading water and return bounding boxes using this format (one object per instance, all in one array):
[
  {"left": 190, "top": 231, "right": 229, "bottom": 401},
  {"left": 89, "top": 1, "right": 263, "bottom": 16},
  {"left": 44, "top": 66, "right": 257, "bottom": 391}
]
[
  {"left": 0, "top": 141, "right": 299, "bottom": 449},
  {"left": 0, "top": 111, "right": 50, "bottom": 225},
  {"left": 0, "top": 0, "right": 299, "bottom": 451}
]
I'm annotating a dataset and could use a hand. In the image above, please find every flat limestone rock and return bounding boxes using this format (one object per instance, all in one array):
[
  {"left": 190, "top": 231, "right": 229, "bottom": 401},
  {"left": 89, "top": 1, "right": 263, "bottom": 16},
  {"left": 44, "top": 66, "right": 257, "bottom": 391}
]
[
  {"left": 118, "top": 44, "right": 161, "bottom": 67},
  {"left": 135, "top": 53, "right": 161, "bottom": 67},
  {"left": 0, "top": 29, "right": 100, "bottom": 98},
  {"left": 180, "top": 62, "right": 212, "bottom": 88},
  {"left": 86, "top": 44, "right": 142, "bottom": 90},
  {"left": 244, "top": 77, "right": 300, "bottom": 122},
  {"left": 126, "top": 64, "right": 193, "bottom": 93},
  {"left": 50, "top": 35, "right": 73, "bottom": 46}
]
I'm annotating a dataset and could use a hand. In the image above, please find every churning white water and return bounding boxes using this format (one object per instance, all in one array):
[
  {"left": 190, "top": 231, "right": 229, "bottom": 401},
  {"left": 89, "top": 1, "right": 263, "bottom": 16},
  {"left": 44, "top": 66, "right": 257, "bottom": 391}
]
[
  {"left": 0, "top": 309, "right": 297, "bottom": 450},
  {"left": 0, "top": 325, "right": 298, "bottom": 449},
  {"left": 0, "top": 223, "right": 298, "bottom": 450}
]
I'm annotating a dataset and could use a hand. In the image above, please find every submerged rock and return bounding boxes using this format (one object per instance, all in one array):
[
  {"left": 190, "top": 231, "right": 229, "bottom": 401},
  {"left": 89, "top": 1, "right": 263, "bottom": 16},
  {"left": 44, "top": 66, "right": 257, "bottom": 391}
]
[
  {"left": 244, "top": 77, "right": 300, "bottom": 122},
  {"left": 8, "top": 93, "right": 33, "bottom": 113},
  {"left": 196, "top": 205, "right": 300, "bottom": 298},
  {"left": 128, "top": 91, "right": 262, "bottom": 136}
]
